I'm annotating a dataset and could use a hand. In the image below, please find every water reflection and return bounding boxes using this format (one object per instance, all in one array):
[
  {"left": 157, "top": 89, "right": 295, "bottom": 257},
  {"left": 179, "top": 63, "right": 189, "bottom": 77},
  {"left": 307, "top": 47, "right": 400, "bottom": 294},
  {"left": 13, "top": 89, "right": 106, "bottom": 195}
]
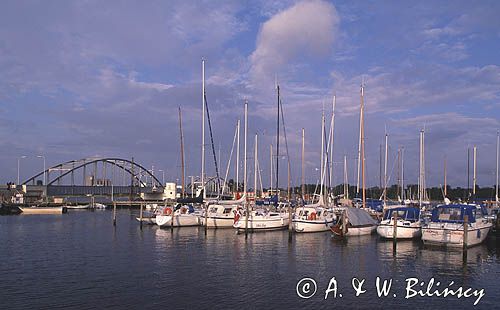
[
  {"left": 377, "top": 239, "right": 421, "bottom": 262},
  {"left": 1, "top": 212, "right": 499, "bottom": 309},
  {"left": 419, "top": 244, "right": 490, "bottom": 275}
]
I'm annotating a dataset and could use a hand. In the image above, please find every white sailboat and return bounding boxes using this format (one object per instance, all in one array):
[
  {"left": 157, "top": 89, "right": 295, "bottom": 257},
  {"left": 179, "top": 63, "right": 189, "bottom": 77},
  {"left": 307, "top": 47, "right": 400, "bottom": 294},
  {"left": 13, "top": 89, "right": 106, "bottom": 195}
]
[
  {"left": 233, "top": 209, "right": 289, "bottom": 232},
  {"left": 156, "top": 205, "right": 201, "bottom": 227},
  {"left": 292, "top": 204, "right": 335, "bottom": 232},
  {"left": 376, "top": 206, "right": 422, "bottom": 239},
  {"left": 201, "top": 195, "right": 245, "bottom": 228},
  {"left": 233, "top": 85, "right": 289, "bottom": 233},
  {"left": 421, "top": 204, "right": 492, "bottom": 247},
  {"left": 202, "top": 120, "right": 244, "bottom": 228},
  {"left": 292, "top": 98, "right": 336, "bottom": 233}
]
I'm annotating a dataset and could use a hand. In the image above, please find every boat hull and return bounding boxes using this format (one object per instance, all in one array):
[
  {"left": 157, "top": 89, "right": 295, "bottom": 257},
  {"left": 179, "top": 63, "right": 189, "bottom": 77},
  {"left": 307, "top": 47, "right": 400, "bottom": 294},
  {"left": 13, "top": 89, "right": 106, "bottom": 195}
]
[
  {"left": 156, "top": 214, "right": 200, "bottom": 227},
  {"left": 65, "top": 205, "right": 89, "bottom": 210},
  {"left": 136, "top": 217, "right": 157, "bottom": 225},
  {"left": 202, "top": 216, "right": 235, "bottom": 228},
  {"left": 421, "top": 223, "right": 492, "bottom": 247},
  {"left": 233, "top": 216, "right": 289, "bottom": 232},
  {"left": 292, "top": 219, "right": 335, "bottom": 232},
  {"left": 377, "top": 223, "right": 422, "bottom": 239},
  {"left": 331, "top": 224, "right": 376, "bottom": 237},
  {"left": 344, "top": 225, "right": 376, "bottom": 236},
  {"left": 19, "top": 207, "right": 67, "bottom": 214}
]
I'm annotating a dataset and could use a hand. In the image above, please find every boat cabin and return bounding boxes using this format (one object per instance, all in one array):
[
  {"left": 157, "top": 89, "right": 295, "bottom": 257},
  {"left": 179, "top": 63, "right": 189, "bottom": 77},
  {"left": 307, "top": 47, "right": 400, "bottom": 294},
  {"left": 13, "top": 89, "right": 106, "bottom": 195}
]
[
  {"left": 208, "top": 205, "right": 236, "bottom": 215},
  {"left": 296, "top": 207, "right": 329, "bottom": 220},
  {"left": 383, "top": 207, "right": 420, "bottom": 223}
]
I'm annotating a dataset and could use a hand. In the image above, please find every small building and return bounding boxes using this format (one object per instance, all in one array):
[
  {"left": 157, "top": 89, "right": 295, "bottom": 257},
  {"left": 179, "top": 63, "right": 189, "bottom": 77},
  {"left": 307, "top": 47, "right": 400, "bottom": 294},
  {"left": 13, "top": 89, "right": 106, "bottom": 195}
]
[
  {"left": 85, "top": 175, "right": 112, "bottom": 186},
  {"left": 164, "top": 183, "right": 177, "bottom": 200}
]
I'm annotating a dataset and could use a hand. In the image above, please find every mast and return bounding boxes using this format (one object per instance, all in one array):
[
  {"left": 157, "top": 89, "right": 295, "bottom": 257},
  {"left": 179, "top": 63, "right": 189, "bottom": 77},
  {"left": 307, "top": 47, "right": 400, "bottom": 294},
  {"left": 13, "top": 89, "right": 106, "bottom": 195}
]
[
  {"left": 179, "top": 107, "right": 185, "bottom": 197},
  {"left": 496, "top": 131, "right": 499, "bottom": 206},
  {"left": 383, "top": 132, "right": 388, "bottom": 204},
  {"left": 423, "top": 130, "right": 426, "bottom": 201},
  {"left": 319, "top": 110, "right": 325, "bottom": 203},
  {"left": 201, "top": 59, "right": 206, "bottom": 199},
  {"left": 275, "top": 82, "right": 280, "bottom": 201},
  {"left": 401, "top": 147, "right": 405, "bottom": 201},
  {"left": 397, "top": 147, "right": 400, "bottom": 201},
  {"left": 379, "top": 144, "right": 383, "bottom": 190},
  {"left": 444, "top": 155, "right": 447, "bottom": 198},
  {"left": 467, "top": 147, "right": 470, "bottom": 200},
  {"left": 244, "top": 101, "right": 248, "bottom": 198},
  {"left": 473, "top": 145, "right": 477, "bottom": 198},
  {"left": 344, "top": 155, "right": 349, "bottom": 200},
  {"left": 356, "top": 101, "right": 362, "bottom": 195},
  {"left": 329, "top": 94, "right": 336, "bottom": 196},
  {"left": 270, "top": 145, "right": 273, "bottom": 198},
  {"left": 301, "top": 128, "right": 305, "bottom": 201},
  {"left": 287, "top": 159, "right": 291, "bottom": 202},
  {"left": 254, "top": 134, "right": 258, "bottom": 199},
  {"left": 361, "top": 83, "right": 366, "bottom": 209},
  {"left": 419, "top": 129, "right": 425, "bottom": 207},
  {"left": 236, "top": 119, "right": 240, "bottom": 198},
  {"left": 244, "top": 100, "right": 248, "bottom": 238}
]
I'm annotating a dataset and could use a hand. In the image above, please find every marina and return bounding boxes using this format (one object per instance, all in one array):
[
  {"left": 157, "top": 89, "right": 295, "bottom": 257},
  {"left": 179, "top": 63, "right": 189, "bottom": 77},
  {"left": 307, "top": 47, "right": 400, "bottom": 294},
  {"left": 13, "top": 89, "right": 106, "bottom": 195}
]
[
  {"left": 1, "top": 1, "right": 499, "bottom": 309},
  {"left": 1, "top": 210, "right": 500, "bottom": 309}
]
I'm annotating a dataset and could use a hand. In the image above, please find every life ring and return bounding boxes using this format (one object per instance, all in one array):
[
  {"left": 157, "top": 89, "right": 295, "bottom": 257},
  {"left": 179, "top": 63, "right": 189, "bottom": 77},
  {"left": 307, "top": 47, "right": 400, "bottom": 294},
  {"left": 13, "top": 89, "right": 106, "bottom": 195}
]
[
  {"left": 163, "top": 208, "right": 172, "bottom": 215},
  {"left": 308, "top": 212, "right": 317, "bottom": 221}
]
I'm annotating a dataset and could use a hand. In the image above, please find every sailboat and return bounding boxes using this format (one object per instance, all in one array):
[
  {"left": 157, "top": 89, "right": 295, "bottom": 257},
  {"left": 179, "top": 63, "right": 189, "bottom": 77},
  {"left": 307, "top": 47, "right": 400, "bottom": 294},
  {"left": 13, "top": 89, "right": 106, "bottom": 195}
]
[
  {"left": 201, "top": 120, "right": 245, "bottom": 228},
  {"left": 422, "top": 146, "right": 492, "bottom": 246},
  {"left": 293, "top": 206, "right": 335, "bottom": 232},
  {"left": 331, "top": 207, "right": 378, "bottom": 237},
  {"left": 421, "top": 203, "right": 492, "bottom": 247},
  {"left": 292, "top": 98, "right": 336, "bottom": 233},
  {"left": 156, "top": 205, "right": 201, "bottom": 227},
  {"left": 157, "top": 60, "right": 206, "bottom": 228},
  {"left": 233, "top": 84, "right": 289, "bottom": 232},
  {"left": 376, "top": 206, "right": 422, "bottom": 239},
  {"left": 330, "top": 83, "right": 377, "bottom": 237}
]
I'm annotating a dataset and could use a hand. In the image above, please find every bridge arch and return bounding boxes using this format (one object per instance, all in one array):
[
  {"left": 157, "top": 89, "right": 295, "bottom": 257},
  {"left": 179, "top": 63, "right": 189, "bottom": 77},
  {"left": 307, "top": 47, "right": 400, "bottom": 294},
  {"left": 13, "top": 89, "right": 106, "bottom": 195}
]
[{"left": 23, "top": 157, "right": 163, "bottom": 188}]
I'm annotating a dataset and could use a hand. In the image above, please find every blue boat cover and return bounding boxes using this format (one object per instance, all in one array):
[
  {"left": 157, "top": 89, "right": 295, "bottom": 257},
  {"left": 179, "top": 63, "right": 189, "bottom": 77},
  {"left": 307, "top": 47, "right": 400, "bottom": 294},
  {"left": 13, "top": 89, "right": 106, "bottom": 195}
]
[
  {"left": 383, "top": 207, "right": 420, "bottom": 222},
  {"left": 366, "top": 199, "right": 383, "bottom": 212},
  {"left": 430, "top": 204, "right": 479, "bottom": 224}
]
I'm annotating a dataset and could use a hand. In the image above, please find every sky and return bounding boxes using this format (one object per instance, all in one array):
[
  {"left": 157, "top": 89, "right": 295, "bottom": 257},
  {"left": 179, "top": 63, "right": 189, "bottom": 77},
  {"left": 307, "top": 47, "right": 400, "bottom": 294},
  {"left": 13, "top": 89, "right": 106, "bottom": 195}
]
[{"left": 0, "top": 0, "right": 499, "bottom": 190}]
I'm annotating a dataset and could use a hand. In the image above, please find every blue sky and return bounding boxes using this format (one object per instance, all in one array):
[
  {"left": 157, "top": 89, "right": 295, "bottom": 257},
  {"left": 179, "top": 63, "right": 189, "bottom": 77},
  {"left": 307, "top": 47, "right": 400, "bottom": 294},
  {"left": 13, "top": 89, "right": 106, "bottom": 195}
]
[{"left": 0, "top": 0, "right": 499, "bottom": 189}]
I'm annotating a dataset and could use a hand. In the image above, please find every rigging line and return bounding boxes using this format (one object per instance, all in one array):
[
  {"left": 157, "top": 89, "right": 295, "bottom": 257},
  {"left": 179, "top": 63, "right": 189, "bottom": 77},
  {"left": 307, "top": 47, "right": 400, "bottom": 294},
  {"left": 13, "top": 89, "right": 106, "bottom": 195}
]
[
  {"left": 379, "top": 151, "right": 398, "bottom": 200},
  {"left": 320, "top": 113, "right": 333, "bottom": 199},
  {"left": 221, "top": 122, "right": 238, "bottom": 196},
  {"left": 324, "top": 110, "right": 335, "bottom": 198},
  {"left": 204, "top": 93, "right": 221, "bottom": 195},
  {"left": 279, "top": 98, "right": 293, "bottom": 190},
  {"left": 257, "top": 155, "right": 264, "bottom": 197}
]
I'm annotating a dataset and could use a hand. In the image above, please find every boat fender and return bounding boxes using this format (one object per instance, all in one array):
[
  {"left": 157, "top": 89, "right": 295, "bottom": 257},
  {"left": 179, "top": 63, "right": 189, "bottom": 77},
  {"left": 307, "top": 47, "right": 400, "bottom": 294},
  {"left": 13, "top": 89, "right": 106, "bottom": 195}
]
[
  {"left": 163, "top": 208, "right": 172, "bottom": 216},
  {"left": 234, "top": 212, "right": 241, "bottom": 224}
]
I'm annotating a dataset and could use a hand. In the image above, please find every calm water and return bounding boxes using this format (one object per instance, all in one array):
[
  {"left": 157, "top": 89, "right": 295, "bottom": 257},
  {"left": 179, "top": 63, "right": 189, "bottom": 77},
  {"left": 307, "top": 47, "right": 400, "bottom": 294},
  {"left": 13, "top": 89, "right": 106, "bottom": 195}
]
[{"left": 1, "top": 210, "right": 499, "bottom": 309}]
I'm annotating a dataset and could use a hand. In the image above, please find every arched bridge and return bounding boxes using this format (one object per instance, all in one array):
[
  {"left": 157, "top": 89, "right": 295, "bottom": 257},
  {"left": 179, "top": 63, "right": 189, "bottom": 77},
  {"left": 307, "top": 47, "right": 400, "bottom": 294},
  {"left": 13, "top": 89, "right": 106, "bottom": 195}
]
[{"left": 22, "top": 157, "right": 164, "bottom": 197}]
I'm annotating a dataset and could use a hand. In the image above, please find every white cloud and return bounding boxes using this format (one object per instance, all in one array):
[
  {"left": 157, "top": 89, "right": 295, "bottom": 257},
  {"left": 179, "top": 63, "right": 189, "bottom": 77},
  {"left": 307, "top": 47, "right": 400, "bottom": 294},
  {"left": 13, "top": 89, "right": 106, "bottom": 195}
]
[{"left": 250, "top": 0, "right": 339, "bottom": 86}]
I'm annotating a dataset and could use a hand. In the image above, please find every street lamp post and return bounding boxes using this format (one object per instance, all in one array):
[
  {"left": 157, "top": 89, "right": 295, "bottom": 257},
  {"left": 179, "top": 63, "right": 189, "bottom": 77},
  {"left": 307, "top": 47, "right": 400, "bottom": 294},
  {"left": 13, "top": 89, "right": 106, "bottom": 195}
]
[
  {"left": 36, "top": 155, "right": 46, "bottom": 185},
  {"left": 17, "top": 155, "right": 27, "bottom": 185}
]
